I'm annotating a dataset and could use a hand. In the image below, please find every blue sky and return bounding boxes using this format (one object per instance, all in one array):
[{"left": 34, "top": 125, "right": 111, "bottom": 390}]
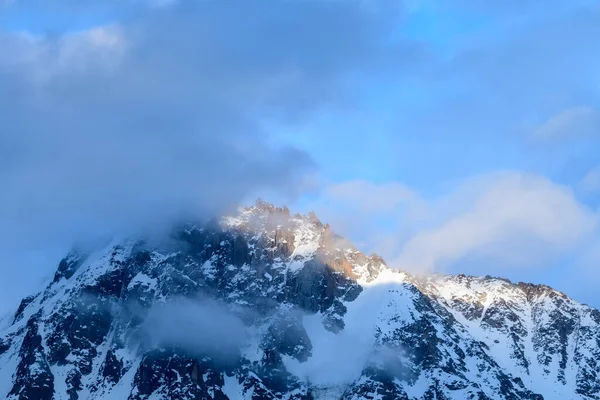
[
  {"left": 1, "top": 0, "right": 600, "bottom": 312},
  {"left": 281, "top": 3, "right": 600, "bottom": 184}
]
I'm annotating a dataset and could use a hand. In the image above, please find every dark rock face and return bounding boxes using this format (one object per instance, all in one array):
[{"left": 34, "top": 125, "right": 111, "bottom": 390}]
[
  {"left": 0, "top": 336, "right": 11, "bottom": 355},
  {"left": 131, "top": 349, "right": 229, "bottom": 400},
  {"left": 285, "top": 260, "right": 361, "bottom": 333},
  {"left": 264, "top": 313, "right": 312, "bottom": 363},
  {"left": 101, "top": 348, "right": 124, "bottom": 384},
  {"left": 342, "top": 366, "right": 410, "bottom": 400},
  {"left": 53, "top": 252, "right": 85, "bottom": 283},
  {"left": 12, "top": 295, "right": 37, "bottom": 324},
  {"left": 9, "top": 312, "right": 54, "bottom": 400},
  {"left": 0, "top": 202, "right": 598, "bottom": 400}
]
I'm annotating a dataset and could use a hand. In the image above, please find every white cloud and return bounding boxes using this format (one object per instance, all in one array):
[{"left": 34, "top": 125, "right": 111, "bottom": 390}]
[
  {"left": 397, "top": 172, "right": 597, "bottom": 271},
  {"left": 15, "top": 25, "right": 128, "bottom": 82},
  {"left": 0, "top": 1, "right": 406, "bottom": 312},
  {"left": 142, "top": 298, "right": 248, "bottom": 363},
  {"left": 306, "top": 172, "right": 598, "bottom": 277},
  {"left": 532, "top": 106, "right": 600, "bottom": 142},
  {"left": 579, "top": 165, "right": 600, "bottom": 194},
  {"left": 321, "top": 180, "right": 420, "bottom": 214},
  {"left": 303, "top": 179, "right": 425, "bottom": 253}
]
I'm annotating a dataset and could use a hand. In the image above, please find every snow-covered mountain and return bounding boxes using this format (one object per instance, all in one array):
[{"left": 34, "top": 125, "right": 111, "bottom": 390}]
[{"left": 1, "top": 200, "right": 599, "bottom": 400}]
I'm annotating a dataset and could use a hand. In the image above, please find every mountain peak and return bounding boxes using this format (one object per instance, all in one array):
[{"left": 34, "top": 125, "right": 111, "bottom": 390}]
[{"left": 1, "top": 204, "right": 599, "bottom": 400}]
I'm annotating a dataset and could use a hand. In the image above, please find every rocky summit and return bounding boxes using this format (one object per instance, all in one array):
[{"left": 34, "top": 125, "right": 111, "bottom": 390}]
[{"left": 0, "top": 200, "right": 599, "bottom": 400}]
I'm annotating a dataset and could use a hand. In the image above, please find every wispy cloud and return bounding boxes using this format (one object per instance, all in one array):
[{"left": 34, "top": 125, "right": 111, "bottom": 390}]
[
  {"left": 532, "top": 106, "right": 600, "bottom": 142},
  {"left": 141, "top": 298, "right": 248, "bottom": 364},
  {"left": 396, "top": 172, "right": 597, "bottom": 271},
  {"left": 580, "top": 165, "right": 600, "bottom": 195},
  {"left": 306, "top": 171, "right": 600, "bottom": 304}
]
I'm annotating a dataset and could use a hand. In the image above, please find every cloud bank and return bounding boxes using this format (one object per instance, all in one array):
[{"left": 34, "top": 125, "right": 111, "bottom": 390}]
[
  {"left": 0, "top": 1, "right": 400, "bottom": 236},
  {"left": 397, "top": 173, "right": 597, "bottom": 271},
  {"left": 307, "top": 171, "right": 600, "bottom": 304},
  {"left": 0, "top": 0, "right": 405, "bottom": 311}
]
